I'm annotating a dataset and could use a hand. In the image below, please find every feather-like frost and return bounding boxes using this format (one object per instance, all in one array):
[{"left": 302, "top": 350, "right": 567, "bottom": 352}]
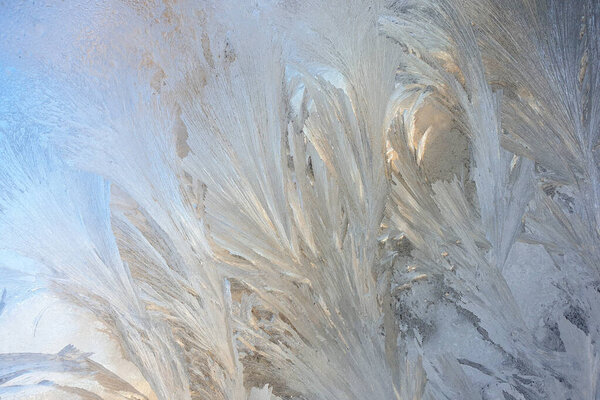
[{"left": 0, "top": 0, "right": 599, "bottom": 399}]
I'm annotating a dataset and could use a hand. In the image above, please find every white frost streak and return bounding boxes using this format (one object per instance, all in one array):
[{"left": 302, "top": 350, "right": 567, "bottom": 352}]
[{"left": 0, "top": 0, "right": 599, "bottom": 399}]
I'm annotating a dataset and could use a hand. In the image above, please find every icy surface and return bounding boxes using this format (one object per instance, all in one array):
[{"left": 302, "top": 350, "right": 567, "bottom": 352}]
[{"left": 0, "top": 0, "right": 599, "bottom": 399}]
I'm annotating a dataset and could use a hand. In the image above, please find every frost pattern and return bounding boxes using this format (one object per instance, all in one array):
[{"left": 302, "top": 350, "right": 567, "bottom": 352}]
[{"left": 0, "top": 0, "right": 598, "bottom": 399}]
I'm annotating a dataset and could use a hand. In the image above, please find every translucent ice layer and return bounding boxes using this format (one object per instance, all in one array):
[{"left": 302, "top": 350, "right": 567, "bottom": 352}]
[{"left": 0, "top": 0, "right": 598, "bottom": 399}]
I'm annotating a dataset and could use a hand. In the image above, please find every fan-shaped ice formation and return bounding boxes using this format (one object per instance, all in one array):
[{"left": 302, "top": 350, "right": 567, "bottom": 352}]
[{"left": 0, "top": 0, "right": 599, "bottom": 399}]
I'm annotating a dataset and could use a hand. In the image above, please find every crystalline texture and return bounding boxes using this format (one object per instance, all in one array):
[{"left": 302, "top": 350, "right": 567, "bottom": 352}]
[{"left": 0, "top": 0, "right": 598, "bottom": 399}]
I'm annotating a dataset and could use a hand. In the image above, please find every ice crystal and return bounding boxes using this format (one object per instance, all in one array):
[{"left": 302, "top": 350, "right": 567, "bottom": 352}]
[{"left": 0, "top": 0, "right": 598, "bottom": 399}]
